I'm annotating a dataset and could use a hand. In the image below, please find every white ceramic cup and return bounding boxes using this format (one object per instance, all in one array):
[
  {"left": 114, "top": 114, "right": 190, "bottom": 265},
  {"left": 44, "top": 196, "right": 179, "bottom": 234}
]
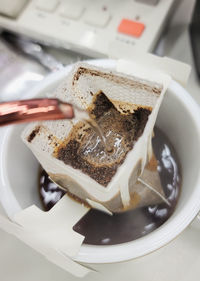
[{"left": 0, "top": 59, "right": 200, "bottom": 264}]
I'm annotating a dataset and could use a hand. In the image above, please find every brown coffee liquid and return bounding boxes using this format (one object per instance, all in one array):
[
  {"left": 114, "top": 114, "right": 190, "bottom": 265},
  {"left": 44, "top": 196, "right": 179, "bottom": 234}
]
[
  {"left": 54, "top": 93, "right": 151, "bottom": 187},
  {"left": 38, "top": 127, "right": 181, "bottom": 245}
]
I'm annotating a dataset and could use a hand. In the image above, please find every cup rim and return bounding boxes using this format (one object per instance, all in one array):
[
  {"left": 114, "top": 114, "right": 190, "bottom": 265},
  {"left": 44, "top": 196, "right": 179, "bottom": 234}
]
[{"left": 0, "top": 59, "right": 200, "bottom": 264}]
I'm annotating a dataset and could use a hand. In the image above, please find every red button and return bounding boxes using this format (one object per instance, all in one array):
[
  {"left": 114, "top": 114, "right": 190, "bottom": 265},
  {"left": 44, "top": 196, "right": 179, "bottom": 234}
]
[{"left": 118, "top": 19, "right": 145, "bottom": 38}]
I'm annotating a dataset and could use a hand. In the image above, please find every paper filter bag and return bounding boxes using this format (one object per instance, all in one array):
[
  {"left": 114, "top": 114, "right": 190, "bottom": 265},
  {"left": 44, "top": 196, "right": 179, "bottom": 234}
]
[{"left": 22, "top": 62, "right": 171, "bottom": 213}]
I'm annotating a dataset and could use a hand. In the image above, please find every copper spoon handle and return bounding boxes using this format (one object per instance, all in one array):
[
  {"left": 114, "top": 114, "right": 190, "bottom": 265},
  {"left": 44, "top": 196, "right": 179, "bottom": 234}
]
[{"left": 0, "top": 98, "right": 74, "bottom": 127}]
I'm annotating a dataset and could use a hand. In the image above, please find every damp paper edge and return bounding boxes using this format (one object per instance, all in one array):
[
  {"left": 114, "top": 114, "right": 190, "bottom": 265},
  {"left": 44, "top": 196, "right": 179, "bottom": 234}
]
[{"left": 110, "top": 43, "right": 191, "bottom": 86}]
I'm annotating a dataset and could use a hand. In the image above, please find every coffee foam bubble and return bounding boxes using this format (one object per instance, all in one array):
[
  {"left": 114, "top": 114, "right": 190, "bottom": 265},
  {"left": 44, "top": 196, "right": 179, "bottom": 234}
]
[
  {"left": 55, "top": 93, "right": 151, "bottom": 174},
  {"left": 78, "top": 108, "right": 139, "bottom": 167}
]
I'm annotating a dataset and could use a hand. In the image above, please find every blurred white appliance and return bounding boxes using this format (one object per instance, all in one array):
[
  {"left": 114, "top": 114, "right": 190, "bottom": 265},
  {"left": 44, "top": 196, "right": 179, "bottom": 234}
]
[{"left": 0, "top": 0, "right": 177, "bottom": 57}]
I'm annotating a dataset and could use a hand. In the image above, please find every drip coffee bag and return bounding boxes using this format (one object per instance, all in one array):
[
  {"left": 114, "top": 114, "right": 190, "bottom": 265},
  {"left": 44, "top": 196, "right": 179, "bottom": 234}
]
[{"left": 22, "top": 62, "right": 170, "bottom": 213}]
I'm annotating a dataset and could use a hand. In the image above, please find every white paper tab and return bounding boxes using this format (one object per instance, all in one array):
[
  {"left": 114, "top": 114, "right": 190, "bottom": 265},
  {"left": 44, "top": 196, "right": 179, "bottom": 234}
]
[
  {"left": 0, "top": 195, "right": 92, "bottom": 277},
  {"left": 14, "top": 195, "right": 89, "bottom": 255},
  {"left": 0, "top": 211, "right": 91, "bottom": 277},
  {"left": 109, "top": 42, "right": 191, "bottom": 86}
]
